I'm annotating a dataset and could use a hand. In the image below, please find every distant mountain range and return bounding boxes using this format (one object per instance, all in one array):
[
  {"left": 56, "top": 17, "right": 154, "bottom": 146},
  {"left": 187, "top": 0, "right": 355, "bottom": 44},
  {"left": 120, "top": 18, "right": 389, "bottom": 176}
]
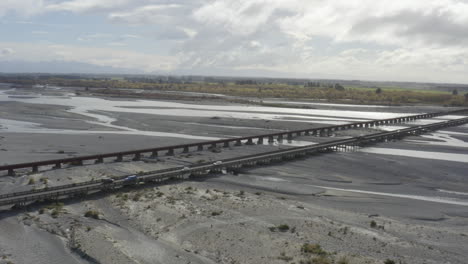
[{"left": 0, "top": 60, "right": 142, "bottom": 74}]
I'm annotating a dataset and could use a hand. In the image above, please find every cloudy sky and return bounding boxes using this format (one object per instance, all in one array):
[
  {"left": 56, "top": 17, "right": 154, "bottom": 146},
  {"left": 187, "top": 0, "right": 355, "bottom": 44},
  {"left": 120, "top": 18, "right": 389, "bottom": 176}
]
[{"left": 1, "top": 0, "right": 468, "bottom": 83}]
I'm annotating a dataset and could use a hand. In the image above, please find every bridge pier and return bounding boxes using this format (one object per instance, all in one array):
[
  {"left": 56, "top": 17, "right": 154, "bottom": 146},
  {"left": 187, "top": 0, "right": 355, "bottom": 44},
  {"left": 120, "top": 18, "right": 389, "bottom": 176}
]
[
  {"left": 197, "top": 145, "right": 204, "bottom": 151},
  {"left": 183, "top": 146, "right": 189, "bottom": 153},
  {"left": 278, "top": 135, "right": 283, "bottom": 141},
  {"left": 53, "top": 163, "right": 61, "bottom": 169},
  {"left": 235, "top": 140, "right": 242, "bottom": 146},
  {"left": 287, "top": 133, "right": 293, "bottom": 140},
  {"left": 257, "top": 137, "right": 264, "bottom": 145},
  {"left": 32, "top": 165, "right": 39, "bottom": 173},
  {"left": 133, "top": 153, "right": 141, "bottom": 161},
  {"left": 166, "top": 149, "right": 174, "bottom": 156},
  {"left": 223, "top": 141, "right": 230, "bottom": 148},
  {"left": 8, "top": 169, "right": 15, "bottom": 176},
  {"left": 115, "top": 155, "right": 123, "bottom": 162},
  {"left": 246, "top": 138, "right": 255, "bottom": 145},
  {"left": 95, "top": 157, "right": 104, "bottom": 164},
  {"left": 268, "top": 136, "right": 274, "bottom": 143},
  {"left": 151, "top": 151, "right": 158, "bottom": 158}
]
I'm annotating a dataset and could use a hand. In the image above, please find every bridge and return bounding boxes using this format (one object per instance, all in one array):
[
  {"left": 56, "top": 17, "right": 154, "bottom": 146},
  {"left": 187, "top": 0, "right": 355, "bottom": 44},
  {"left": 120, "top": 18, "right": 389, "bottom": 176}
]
[
  {"left": 1, "top": 114, "right": 467, "bottom": 207},
  {"left": 1, "top": 108, "right": 467, "bottom": 176}
]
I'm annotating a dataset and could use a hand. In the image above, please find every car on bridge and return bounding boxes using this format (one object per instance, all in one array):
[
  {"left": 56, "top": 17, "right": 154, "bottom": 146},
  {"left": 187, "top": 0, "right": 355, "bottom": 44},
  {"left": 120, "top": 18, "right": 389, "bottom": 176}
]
[
  {"left": 101, "top": 177, "right": 114, "bottom": 184},
  {"left": 123, "top": 175, "right": 138, "bottom": 185}
]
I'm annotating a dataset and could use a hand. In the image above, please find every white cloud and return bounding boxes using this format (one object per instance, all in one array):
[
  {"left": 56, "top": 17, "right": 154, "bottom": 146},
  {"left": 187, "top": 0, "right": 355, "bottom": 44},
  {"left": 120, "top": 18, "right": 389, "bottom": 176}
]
[
  {"left": 46, "top": 0, "right": 134, "bottom": 13},
  {"left": 0, "top": 0, "right": 46, "bottom": 16},
  {"left": 0, "top": 42, "right": 178, "bottom": 72},
  {"left": 1, "top": 0, "right": 468, "bottom": 82}
]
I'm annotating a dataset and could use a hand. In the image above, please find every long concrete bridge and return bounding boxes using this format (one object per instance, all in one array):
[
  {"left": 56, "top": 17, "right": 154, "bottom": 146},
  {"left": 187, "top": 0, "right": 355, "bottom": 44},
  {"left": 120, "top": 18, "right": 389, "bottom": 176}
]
[
  {"left": 1, "top": 115, "right": 467, "bottom": 207},
  {"left": 1, "top": 108, "right": 467, "bottom": 177}
]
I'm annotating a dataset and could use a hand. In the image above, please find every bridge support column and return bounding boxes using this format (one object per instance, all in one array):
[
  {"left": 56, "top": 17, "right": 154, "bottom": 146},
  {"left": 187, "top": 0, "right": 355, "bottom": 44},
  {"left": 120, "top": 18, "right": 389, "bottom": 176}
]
[
  {"left": 235, "top": 140, "right": 242, "bottom": 146},
  {"left": 287, "top": 133, "right": 293, "bottom": 140},
  {"left": 183, "top": 146, "right": 189, "bottom": 153},
  {"left": 95, "top": 157, "right": 104, "bottom": 164},
  {"left": 7, "top": 169, "right": 15, "bottom": 176},
  {"left": 151, "top": 151, "right": 158, "bottom": 158},
  {"left": 197, "top": 145, "right": 204, "bottom": 151},
  {"left": 257, "top": 137, "right": 264, "bottom": 145},
  {"left": 133, "top": 153, "right": 141, "bottom": 161},
  {"left": 32, "top": 165, "right": 39, "bottom": 173},
  {"left": 268, "top": 136, "right": 274, "bottom": 143},
  {"left": 223, "top": 142, "right": 230, "bottom": 148},
  {"left": 115, "top": 155, "right": 123, "bottom": 162},
  {"left": 246, "top": 138, "right": 254, "bottom": 145},
  {"left": 278, "top": 135, "right": 283, "bottom": 141},
  {"left": 166, "top": 149, "right": 174, "bottom": 156},
  {"left": 305, "top": 130, "right": 310, "bottom": 136},
  {"left": 53, "top": 163, "right": 61, "bottom": 169}
]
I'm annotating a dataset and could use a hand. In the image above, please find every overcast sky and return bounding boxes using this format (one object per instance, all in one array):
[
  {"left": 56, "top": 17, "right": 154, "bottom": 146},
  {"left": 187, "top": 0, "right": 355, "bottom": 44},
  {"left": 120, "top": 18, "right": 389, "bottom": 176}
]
[{"left": 1, "top": 0, "right": 468, "bottom": 83}]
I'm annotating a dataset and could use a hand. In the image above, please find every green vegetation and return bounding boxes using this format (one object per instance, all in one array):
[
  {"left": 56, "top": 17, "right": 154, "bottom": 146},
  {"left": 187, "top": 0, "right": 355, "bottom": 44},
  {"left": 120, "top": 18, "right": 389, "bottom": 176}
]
[
  {"left": 301, "top": 244, "right": 328, "bottom": 256},
  {"left": 268, "top": 224, "right": 290, "bottom": 232},
  {"left": 5, "top": 76, "right": 467, "bottom": 106},
  {"left": 28, "top": 178, "right": 35, "bottom": 185},
  {"left": 211, "top": 211, "right": 223, "bottom": 216},
  {"left": 384, "top": 259, "right": 396, "bottom": 264},
  {"left": 44, "top": 202, "right": 66, "bottom": 218},
  {"left": 370, "top": 220, "right": 377, "bottom": 228},
  {"left": 277, "top": 224, "right": 290, "bottom": 232}
]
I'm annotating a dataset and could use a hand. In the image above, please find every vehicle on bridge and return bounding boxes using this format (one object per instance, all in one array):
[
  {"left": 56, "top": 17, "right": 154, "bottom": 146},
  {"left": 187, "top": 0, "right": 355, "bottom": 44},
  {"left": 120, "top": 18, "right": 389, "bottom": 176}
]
[
  {"left": 123, "top": 175, "right": 138, "bottom": 185},
  {"left": 101, "top": 177, "right": 114, "bottom": 184}
]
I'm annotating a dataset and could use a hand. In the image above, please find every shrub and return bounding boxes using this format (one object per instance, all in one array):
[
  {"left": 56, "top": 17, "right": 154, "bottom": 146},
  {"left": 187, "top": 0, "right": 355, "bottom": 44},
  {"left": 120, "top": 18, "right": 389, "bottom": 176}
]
[
  {"left": 370, "top": 220, "right": 377, "bottom": 228},
  {"left": 277, "top": 224, "right": 290, "bottom": 232},
  {"left": 28, "top": 178, "right": 35, "bottom": 185},
  {"left": 132, "top": 193, "right": 142, "bottom": 201},
  {"left": 301, "top": 243, "right": 327, "bottom": 256},
  {"left": 277, "top": 252, "right": 293, "bottom": 261},
  {"left": 384, "top": 260, "right": 396, "bottom": 264},
  {"left": 51, "top": 209, "right": 59, "bottom": 218},
  {"left": 84, "top": 210, "right": 100, "bottom": 219},
  {"left": 211, "top": 211, "right": 223, "bottom": 216}
]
